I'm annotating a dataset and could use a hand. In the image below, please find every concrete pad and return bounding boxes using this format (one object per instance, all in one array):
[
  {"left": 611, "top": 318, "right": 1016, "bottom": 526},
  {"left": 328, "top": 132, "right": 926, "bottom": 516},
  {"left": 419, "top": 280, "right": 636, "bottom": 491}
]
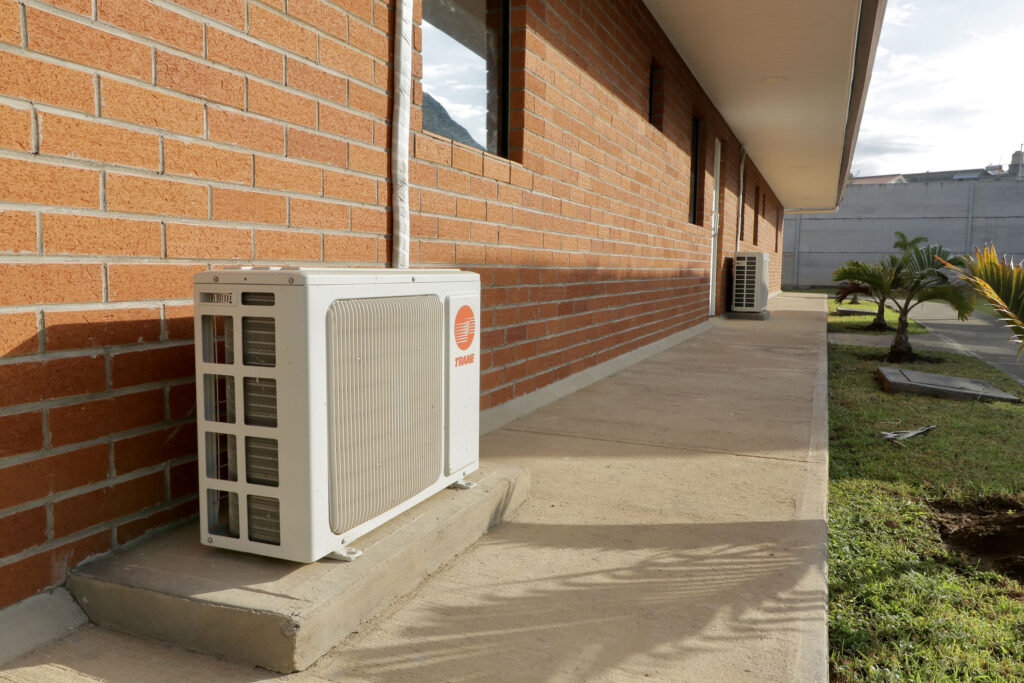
[
  {"left": 65, "top": 466, "right": 529, "bottom": 674},
  {"left": 0, "top": 589, "right": 87, "bottom": 666},
  {"left": 835, "top": 306, "right": 873, "bottom": 316},
  {"left": 877, "top": 366, "right": 1019, "bottom": 403},
  {"left": 4, "top": 293, "right": 831, "bottom": 682},
  {"left": 304, "top": 294, "right": 830, "bottom": 683}
]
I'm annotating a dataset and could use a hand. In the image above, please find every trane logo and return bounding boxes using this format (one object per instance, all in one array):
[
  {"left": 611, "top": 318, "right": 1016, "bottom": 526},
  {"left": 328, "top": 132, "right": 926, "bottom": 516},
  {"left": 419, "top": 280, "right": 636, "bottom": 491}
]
[
  {"left": 454, "top": 305, "right": 475, "bottom": 351},
  {"left": 454, "top": 305, "right": 475, "bottom": 367}
]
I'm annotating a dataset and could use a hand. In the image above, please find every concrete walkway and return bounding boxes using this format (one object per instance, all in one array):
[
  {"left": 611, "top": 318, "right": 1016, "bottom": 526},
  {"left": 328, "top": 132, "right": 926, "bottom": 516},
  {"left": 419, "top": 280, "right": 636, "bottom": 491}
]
[
  {"left": 829, "top": 302, "right": 1024, "bottom": 384},
  {"left": 1, "top": 293, "right": 830, "bottom": 682}
]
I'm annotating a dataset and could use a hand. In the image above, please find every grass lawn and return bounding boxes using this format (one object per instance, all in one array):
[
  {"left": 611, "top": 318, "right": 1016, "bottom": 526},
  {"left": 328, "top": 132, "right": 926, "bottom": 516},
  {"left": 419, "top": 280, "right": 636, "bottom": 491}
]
[
  {"left": 827, "top": 299, "right": 928, "bottom": 336},
  {"left": 829, "top": 343, "right": 1024, "bottom": 681},
  {"left": 784, "top": 286, "right": 836, "bottom": 295}
]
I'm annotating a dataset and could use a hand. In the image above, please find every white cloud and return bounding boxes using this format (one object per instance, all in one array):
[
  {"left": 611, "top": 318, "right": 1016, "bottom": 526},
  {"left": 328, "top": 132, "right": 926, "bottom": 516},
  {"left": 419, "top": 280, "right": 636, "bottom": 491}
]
[
  {"left": 852, "top": 1, "right": 1024, "bottom": 175},
  {"left": 885, "top": 2, "right": 917, "bottom": 27}
]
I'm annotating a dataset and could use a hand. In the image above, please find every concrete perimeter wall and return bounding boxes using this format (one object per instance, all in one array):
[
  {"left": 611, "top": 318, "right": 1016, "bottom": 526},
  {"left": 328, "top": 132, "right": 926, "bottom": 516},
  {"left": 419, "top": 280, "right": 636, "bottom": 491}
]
[
  {"left": 0, "top": 0, "right": 783, "bottom": 608},
  {"left": 783, "top": 179, "right": 1024, "bottom": 287}
]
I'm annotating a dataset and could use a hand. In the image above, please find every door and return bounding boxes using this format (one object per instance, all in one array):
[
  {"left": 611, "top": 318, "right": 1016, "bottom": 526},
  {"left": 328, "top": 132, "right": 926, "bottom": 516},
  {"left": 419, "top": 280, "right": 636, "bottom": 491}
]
[{"left": 708, "top": 138, "right": 722, "bottom": 316}]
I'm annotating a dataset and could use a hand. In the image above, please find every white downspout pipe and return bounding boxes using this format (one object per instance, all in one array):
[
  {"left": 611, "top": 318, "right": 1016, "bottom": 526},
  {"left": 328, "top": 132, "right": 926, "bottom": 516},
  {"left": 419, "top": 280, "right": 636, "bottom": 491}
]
[
  {"left": 735, "top": 146, "right": 746, "bottom": 252},
  {"left": 391, "top": 0, "right": 414, "bottom": 269}
]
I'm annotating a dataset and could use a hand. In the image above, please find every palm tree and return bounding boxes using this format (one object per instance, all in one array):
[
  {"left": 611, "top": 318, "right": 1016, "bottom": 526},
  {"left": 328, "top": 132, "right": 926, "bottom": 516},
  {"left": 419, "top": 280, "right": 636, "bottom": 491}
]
[
  {"left": 833, "top": 256, "right": 902, "bottom": 331},
  {"left": 887, "top": 244, "right": 975, "bottom": 362},
  {"left": 893, "top": 230, "right": 928, "bottom": 252},
  {"left": 940, "top": 245, "right": 1024, "bottom": 358}
]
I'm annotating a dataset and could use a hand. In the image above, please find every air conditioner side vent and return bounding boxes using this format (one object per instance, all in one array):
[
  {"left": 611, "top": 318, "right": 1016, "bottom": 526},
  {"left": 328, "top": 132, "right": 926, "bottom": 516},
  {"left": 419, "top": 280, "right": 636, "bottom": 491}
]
[{"left": 731, "top": 252, "right": 769, "bottom": 312}]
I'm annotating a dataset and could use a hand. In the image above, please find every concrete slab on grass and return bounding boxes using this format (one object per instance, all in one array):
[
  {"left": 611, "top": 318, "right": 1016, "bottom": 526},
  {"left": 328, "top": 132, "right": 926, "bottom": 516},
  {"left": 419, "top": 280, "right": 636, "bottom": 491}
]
[
  {"left": 877, "top": 366, "right": 1019, "bottom": 403},
  {"left": 836, "top": 306, "right": 872, "bottom": 316},
  {"left": 66, "top": 465, "right": 529, "bottom": 674}
]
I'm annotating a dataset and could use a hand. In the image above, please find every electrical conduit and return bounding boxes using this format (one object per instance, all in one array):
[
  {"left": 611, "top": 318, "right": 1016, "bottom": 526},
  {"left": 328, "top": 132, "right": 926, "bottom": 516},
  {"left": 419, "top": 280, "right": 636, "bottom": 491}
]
[{"left": 391, "top": 0, "right": 414, "bottom": 269}]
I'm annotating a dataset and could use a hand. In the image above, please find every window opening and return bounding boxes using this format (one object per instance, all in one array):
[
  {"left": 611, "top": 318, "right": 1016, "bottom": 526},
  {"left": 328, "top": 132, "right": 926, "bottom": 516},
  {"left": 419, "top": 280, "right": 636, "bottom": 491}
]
[
  {"left": 648, "top": 61, "right": 664, "bottom": 130},
  {"left": 753, "top": 186, "right": 760, "bottom": 246},
  {"left": 689, "top": 117, "right": 702, "bottom": 224},
  {"left": 422, "top": 0, "right": 510, "bottom": 157}
]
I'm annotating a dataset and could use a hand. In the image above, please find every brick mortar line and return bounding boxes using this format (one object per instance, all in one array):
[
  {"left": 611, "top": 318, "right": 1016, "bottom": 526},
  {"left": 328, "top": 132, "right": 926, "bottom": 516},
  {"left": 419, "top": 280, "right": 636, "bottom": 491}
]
[
  {"left": 0, "top": 338, "right": 196, "bottom": 367},
  {"left": 18, "top": 0, "right": 390, "bottom": 108},
  {"left": 0, "top": 149, "right": 389, "bottom": 204},
  {"left": 0, "top": 415, "right": 196, "bottom": 470},
  {"left": 0, "top": 378, "right": 195, "bottom": 419},
  {"left": 0, "top": 485, "right": 199, "bottom": 570},
  {"left": 483, "top": 320, "right": 700, "bottom": 393},
  {"left": 484, "top": 311, "right": 699, "bottom": 369},
  {"left": 0, "top": 299, "right": 193, "bottom": 315},
  {"left": 0, "top": 239, "right": 714, "bottom": 266},
  {"left": 0, "top": 456, "right": 192, "bottom": 519}
]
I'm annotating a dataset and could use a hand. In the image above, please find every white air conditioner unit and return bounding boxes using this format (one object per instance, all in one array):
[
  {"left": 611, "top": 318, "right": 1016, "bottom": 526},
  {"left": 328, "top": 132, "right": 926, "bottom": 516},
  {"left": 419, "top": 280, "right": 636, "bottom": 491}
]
[
  {"left": 192, "top": 268, "right": 480, "bottom": 562},
  {"left": 731, "top": 252, "right": 770, "bottom": 313}
]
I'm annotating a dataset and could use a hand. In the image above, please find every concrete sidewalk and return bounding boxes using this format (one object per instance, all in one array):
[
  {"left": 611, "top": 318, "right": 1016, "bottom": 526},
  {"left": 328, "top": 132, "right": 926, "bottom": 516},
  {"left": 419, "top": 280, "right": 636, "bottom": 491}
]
[{"left": 2, "top": 292, "right": 830, "bottom": 682}]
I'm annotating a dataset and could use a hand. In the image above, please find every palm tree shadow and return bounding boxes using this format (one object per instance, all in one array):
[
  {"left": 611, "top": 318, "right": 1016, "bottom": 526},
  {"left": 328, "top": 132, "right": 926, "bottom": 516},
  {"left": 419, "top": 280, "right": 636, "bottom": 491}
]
[{"left": 317, "top": 519, "right": 825, "bottom": 682}]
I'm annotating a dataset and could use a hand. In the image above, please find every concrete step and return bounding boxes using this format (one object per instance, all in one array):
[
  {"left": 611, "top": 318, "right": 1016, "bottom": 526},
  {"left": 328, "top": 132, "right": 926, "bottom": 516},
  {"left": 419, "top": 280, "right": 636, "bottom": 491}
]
[{"left": 66, "top": 465, "right": 530, "bottom": 674}]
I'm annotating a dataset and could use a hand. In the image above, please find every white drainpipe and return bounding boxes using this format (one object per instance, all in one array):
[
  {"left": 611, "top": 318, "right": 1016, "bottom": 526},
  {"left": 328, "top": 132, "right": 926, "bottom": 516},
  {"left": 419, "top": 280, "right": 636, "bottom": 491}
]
[
  {"left": 391, "top": 0, "right": 414, "bottom": 269},
  {"left": 735, "top": 146, "right": 746, "bottom": 252}
]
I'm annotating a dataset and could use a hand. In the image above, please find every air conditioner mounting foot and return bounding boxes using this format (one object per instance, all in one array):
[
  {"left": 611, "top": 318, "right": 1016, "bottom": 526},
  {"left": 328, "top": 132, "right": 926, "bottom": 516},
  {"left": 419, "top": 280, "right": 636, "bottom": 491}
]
[
  {"left": 449, "top": 479, "right": 476, "bottom": 490},
  {"left": 328, "top": 547, "right": 363, "bottom": 562}
]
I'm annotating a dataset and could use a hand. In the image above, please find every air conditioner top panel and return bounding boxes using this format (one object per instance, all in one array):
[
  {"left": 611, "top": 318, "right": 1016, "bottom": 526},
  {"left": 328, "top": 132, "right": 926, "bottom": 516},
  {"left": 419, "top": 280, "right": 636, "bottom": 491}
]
[{"left": 195, "top": 267, "right": 478, "bottom": 286}]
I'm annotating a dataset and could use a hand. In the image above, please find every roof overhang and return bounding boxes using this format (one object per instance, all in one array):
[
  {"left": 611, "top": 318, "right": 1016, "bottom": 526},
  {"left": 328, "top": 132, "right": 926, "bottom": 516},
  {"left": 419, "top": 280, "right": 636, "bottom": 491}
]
[{"left": 642, "top": 0, "right": 886, "bottom": 211}]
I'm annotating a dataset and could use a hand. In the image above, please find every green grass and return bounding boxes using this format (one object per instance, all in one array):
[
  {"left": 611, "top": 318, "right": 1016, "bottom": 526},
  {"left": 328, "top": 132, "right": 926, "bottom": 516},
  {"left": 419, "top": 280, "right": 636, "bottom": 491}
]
[
  {"left": 829, "top": 343, "right": 1024, "bottom": 681},
  {"left": 827, "top": 299, "right": 928, "bottom": 336}
]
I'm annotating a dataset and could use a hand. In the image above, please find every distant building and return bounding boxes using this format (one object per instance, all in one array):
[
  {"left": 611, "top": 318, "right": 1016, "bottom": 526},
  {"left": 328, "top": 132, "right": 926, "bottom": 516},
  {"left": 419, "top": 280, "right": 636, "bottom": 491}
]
[{"left": 784, "top": 150, "right": 1024, "bottom": 287}]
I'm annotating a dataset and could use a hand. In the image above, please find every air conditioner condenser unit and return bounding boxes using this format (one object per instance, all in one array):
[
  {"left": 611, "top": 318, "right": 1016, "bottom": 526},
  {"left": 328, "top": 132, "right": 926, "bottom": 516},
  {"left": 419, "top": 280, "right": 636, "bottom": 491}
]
[
  {"left": 731, "top": 252, "right": 770, "bottom": 313},
  {"left": 193, "top": 268, "right": 481, "bottom": 562}
]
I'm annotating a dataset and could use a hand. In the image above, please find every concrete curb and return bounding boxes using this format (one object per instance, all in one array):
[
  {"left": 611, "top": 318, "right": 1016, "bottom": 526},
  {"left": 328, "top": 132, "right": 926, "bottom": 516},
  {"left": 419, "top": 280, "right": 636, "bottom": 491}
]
[
  {"left": 794, "top": 294, "right": 830, "bottom": 682},
  {"left": 67, "top": 465, "right": 530, "bottom": 673}
]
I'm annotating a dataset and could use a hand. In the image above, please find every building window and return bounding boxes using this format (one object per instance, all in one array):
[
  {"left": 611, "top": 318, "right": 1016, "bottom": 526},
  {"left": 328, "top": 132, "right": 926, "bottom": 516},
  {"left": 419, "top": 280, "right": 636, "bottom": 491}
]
[
  {"left": 753, "top": 186, "right": 760, "bottom": 245},
  {"left": 421, "top": 0, "right": 510, "bottom": 157},
  {"left": 648, "top": 62, "right": 664, "bottom": 130},
  {"left": 775, "top": 205, "right": 781, "bottom": 252},
  {"left": 688, "top": 117, "right": 701, "bottom": 224}
]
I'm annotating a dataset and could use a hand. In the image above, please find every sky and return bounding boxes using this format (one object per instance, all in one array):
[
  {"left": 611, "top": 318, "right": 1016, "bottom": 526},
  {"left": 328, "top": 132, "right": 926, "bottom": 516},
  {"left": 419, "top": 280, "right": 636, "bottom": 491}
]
[{"left": 851, "top": 1, "right": 1024, "bottom": 177}]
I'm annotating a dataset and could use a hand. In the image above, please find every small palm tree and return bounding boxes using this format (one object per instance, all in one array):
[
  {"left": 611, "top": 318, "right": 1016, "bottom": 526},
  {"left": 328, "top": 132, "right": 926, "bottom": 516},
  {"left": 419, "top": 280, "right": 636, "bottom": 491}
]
[
  {"left": 887, "top": 244, "right": 975, "bottom": 362},
  {"left": 940, "top": 245, "right": 1024, "bottom": 358},
  {"left": 833, "top": 256, "right": 902, "bottom": 331},
  {"left": 893, "top": 230, "right": 928, "bottom": 252}
]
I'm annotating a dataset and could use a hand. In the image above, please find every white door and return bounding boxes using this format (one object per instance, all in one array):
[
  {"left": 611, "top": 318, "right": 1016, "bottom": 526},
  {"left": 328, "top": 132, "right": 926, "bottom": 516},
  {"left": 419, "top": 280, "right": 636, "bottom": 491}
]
[{"left": 708, "top": 138, "right": 722, "bottom": 316}]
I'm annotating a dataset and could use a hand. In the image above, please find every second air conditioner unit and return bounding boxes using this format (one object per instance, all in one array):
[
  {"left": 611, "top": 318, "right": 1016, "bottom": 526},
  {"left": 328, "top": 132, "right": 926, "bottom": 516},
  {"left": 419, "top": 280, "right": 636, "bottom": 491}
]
[
  {"left": 731, "top": 252, "right": 770, "bottom": 313},
  {"left": 193, "top": 267, "right": 481, "bottom": 562}
]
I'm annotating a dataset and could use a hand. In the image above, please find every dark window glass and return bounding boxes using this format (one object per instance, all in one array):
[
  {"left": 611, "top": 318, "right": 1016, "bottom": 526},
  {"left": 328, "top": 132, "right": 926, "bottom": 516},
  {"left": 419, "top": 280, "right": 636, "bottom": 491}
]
[
  {"left": 648, "top": 62, "right": 664, "bottom": 130},
  {"left": 689, "top": 117, "right": 701, "bottom": 224},
  {"left": 775, "top": 205, "right": 781, "bottom": 251},
  {"left": 422, "top": 0, "right": 509, "bottom": 156},
  {"left": 753, "top": 186, "right": 761, "bottom": 245}
]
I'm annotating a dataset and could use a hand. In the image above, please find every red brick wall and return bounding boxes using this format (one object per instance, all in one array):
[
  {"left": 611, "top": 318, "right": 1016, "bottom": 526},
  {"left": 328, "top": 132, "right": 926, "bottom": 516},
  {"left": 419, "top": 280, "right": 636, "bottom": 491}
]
[{"left": 0, "top": 0, "right": 783, "bottom": 608}]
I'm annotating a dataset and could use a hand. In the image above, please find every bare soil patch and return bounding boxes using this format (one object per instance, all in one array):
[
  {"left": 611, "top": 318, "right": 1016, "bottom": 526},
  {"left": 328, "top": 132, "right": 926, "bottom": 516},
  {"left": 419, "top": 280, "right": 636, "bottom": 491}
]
[{"left": 932, "top": 498, "right": 1024, "bottom": 583}]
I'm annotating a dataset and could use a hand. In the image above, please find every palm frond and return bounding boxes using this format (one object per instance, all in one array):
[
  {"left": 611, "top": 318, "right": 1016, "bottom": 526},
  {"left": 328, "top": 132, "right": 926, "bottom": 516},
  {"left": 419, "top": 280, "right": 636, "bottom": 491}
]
[
  {"left": 940, "top": 246, "right": 1024, "bottom": 358},
  {"left": 834, "top": 280, "right": 872, "bottom": 304}
]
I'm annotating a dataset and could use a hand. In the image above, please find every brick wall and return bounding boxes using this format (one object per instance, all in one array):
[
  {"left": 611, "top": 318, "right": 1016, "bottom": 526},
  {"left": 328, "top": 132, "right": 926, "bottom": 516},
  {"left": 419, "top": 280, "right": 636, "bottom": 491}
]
[{"left": 0, "top": 0, "right": 782, "bottom": 608}]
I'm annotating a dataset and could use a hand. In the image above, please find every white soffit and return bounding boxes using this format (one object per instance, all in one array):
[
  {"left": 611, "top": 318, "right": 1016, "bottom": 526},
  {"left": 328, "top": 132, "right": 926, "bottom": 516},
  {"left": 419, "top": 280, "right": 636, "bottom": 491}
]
[{"left": 642, "top": 0, "right": 870, "bottom": 210}]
